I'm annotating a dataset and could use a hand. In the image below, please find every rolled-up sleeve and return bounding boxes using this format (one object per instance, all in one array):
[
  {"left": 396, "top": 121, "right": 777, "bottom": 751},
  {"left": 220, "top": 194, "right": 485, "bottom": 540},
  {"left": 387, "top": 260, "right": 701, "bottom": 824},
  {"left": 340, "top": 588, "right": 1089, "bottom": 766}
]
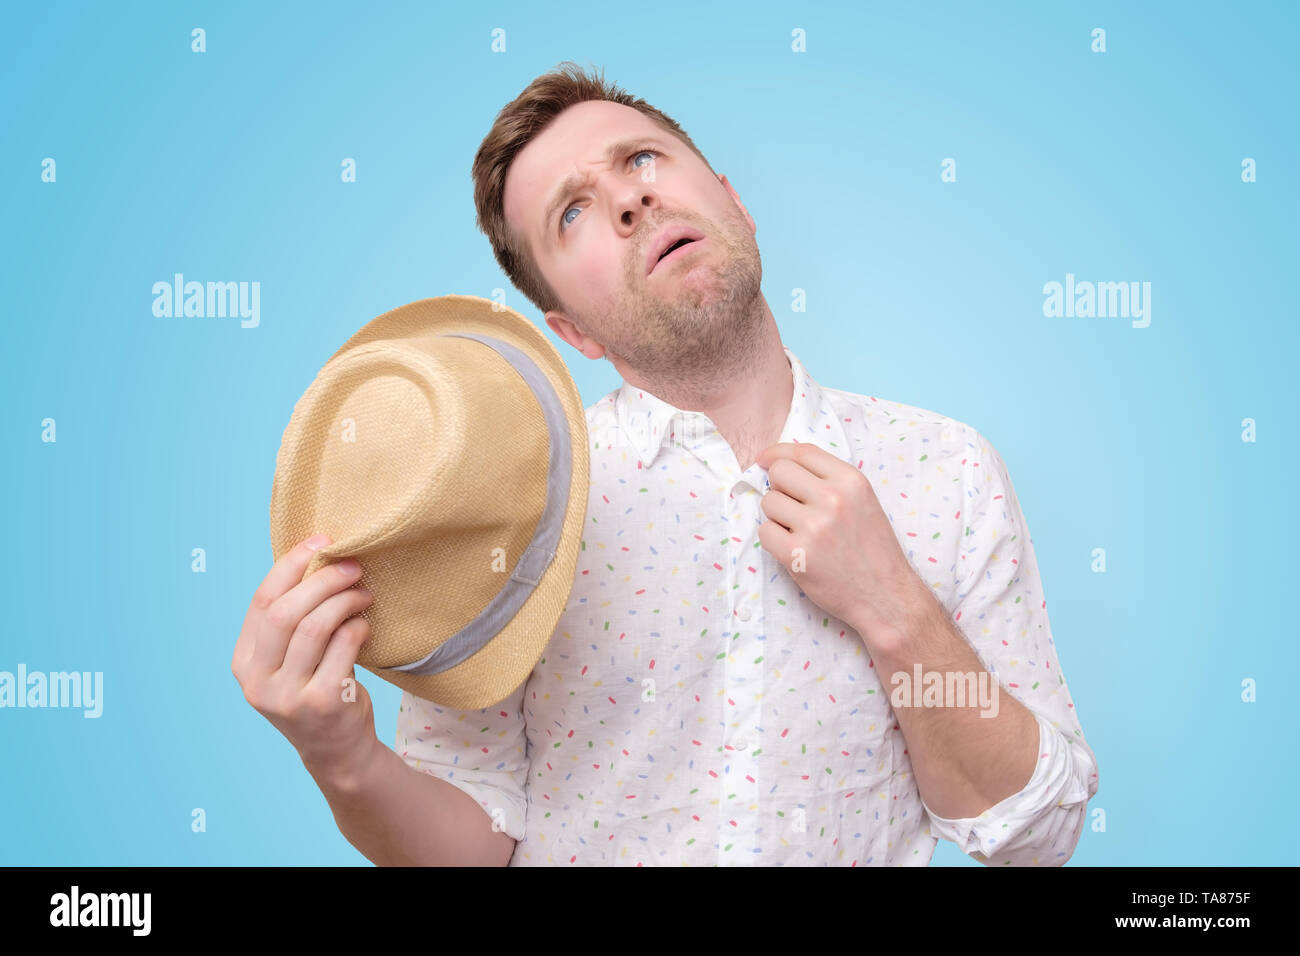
[
  {"left": 922, "top": 709, "right": 1096, "bottom": 865},
  {"left": 922, "top": 428, "right": 1099, "bottom": 866},
  {"left": 394, "top": 683, "right": 529, "bottom": 842}
]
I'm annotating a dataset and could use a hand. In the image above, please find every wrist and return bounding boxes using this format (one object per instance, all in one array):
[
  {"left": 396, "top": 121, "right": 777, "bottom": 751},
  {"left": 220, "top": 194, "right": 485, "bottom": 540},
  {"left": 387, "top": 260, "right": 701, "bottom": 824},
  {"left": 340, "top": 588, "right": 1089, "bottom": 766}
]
[
  {"left": 855, "top": 573, "right": 940, "bottom": 656},
  {"left": 303, "top": 734, "right": 385, "bottom": 797}
]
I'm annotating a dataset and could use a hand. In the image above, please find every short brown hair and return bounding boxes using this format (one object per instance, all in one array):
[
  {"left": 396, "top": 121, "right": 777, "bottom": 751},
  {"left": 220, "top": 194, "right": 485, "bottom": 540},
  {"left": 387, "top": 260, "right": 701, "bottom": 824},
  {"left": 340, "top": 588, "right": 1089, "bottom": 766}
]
[{"left": 471, "top": 60, "right": 714, "bottom": 316}]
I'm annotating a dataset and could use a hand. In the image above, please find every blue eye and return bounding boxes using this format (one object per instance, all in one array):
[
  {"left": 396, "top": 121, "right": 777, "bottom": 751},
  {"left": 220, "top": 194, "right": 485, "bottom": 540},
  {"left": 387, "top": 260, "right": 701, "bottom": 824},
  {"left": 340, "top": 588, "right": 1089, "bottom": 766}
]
[{"left": 560, "top": 148, "right": 659, "bottom": 232}]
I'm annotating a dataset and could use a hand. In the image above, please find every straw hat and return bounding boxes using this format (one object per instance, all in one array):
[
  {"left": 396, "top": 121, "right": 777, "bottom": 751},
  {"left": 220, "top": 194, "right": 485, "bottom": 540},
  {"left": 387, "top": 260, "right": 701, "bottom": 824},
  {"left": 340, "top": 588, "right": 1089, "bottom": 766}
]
[{"left": 269, "top": 295, "right": 589, "bottom": 710}]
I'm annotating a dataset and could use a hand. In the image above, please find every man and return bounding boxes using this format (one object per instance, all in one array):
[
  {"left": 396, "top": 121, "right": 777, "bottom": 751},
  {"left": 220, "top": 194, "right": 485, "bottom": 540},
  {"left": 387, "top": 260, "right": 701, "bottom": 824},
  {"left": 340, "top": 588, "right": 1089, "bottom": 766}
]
[{"left": 233, "top": 62, "right": 1098, "bottom": 866}]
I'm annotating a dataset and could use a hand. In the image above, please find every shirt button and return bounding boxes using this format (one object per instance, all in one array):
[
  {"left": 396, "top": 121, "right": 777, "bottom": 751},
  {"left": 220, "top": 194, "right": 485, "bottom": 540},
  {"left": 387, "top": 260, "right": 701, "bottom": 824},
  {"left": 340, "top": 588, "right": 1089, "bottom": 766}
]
[
  {"left": 733, "top": 738, "right": 748, "bottom": 751},
  {"left": 737, "top": 606, "right": 752, "bottom": 622}
]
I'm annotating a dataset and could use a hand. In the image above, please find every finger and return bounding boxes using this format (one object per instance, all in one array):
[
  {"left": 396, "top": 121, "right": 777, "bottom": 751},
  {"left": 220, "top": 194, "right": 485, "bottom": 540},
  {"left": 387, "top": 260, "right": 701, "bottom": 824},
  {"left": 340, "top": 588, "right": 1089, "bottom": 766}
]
[
  {"left": 765, "top": 457, "right": 822, "bottom": 504},
  {"left": 789, "top": 442, "right": 842, "bottom": 480},
  {"left": 232, "top": 616, "right": 254, "bottom": 677},
  {"left": 252, "top": 557, "right": 365, "bottom": 673},
  {"left": 757, "top": 516, "right": 796, "bottom": 559},
  {"left": 760, "top": 488, "right": 805, "bottom": 532},
  {"left": 759, "top": 441, "right": 840, "bottom": 480},
  {"left": 279, "top": 585, "right": 374, "bottom": 683},
  {"left": 308, "top": 615, "right": 372, "bottom": 698},
  {"left": 254, "top": 534, "right": 333, "bottom": 608},
  {"left": 238, "top": 533, "right": 330, "bottom": 669}
]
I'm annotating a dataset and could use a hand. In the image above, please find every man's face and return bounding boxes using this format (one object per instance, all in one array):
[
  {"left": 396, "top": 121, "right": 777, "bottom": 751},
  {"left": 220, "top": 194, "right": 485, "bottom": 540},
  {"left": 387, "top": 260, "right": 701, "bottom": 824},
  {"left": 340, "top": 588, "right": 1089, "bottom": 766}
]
[{"left": 502, "top": 100, "right": 764, "bottom": 387}]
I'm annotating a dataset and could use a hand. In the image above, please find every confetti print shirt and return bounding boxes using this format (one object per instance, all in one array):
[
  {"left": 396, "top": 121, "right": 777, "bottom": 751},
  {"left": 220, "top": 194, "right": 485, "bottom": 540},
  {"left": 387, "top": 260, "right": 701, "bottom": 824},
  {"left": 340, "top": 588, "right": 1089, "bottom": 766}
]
[{"left": 396, "top": 347, "right": 1099, "bottom": 866}]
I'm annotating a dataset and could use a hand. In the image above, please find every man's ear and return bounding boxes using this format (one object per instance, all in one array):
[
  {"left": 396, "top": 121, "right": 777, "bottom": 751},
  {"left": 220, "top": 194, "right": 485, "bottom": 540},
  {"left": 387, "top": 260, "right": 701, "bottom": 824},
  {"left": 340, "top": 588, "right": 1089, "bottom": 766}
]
[
  {"left": 718, "top": 173, "right": 756, "bottom": 234},
  {"left": 545, "top": 310, "right": 607, "bottom": 360}
]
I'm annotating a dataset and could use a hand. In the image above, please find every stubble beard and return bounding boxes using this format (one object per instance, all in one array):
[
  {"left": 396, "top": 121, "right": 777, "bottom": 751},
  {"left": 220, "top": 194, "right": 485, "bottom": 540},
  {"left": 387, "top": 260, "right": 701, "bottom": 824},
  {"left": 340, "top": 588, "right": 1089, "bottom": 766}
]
[{"left": 601, "top": 209, "right": 765, "bottom": 394}]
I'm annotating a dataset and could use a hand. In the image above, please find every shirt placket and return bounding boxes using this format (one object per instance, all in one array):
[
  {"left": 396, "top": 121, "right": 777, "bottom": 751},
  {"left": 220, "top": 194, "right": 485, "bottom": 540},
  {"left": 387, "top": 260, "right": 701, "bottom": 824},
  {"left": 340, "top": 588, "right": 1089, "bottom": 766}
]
[
  {"left": 681, "top": 413, "right": 768, "bottom": 865},
  {"left": 713, "top": 474, "right": 765, "bottom": 865}
]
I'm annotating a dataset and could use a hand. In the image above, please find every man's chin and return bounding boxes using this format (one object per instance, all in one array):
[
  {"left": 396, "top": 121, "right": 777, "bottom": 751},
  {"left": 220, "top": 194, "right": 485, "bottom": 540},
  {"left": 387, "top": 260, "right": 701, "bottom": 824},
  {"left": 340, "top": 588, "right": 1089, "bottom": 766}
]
[{"left": 648, "top": 264, "right": 737, "bottom": 306}]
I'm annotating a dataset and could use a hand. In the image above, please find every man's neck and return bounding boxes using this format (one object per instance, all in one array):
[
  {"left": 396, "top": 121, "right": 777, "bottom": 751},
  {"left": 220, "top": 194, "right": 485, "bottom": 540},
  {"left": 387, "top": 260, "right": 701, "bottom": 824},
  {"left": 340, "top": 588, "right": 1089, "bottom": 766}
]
[{"left": 621, "top": 305, "right": 792, "bottom": 472}]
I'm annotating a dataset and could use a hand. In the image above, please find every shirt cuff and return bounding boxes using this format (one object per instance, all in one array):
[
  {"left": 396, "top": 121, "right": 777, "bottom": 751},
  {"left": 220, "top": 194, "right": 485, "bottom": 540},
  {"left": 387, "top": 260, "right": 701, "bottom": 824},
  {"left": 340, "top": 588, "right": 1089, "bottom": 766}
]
[{"left": 920, "top": 710, "right": 1074, "bottom": 858}]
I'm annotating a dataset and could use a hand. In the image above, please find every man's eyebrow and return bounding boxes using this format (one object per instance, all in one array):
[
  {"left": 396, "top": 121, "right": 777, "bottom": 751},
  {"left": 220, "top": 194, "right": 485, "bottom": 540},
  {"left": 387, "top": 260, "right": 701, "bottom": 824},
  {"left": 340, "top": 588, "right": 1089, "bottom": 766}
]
[{"left": 542, "top": 137, "right": 665, "bottom": 239}]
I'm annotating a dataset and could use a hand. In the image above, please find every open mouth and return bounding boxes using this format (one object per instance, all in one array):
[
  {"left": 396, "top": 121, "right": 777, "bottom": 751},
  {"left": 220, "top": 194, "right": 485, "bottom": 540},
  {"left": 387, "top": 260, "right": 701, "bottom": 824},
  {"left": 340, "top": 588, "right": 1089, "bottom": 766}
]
[
  {"left": 658, "top": 237, "right": 695, "bottom": 261},
  {"left": 652, "top": 236, "right": 703, "bottom": 273}
]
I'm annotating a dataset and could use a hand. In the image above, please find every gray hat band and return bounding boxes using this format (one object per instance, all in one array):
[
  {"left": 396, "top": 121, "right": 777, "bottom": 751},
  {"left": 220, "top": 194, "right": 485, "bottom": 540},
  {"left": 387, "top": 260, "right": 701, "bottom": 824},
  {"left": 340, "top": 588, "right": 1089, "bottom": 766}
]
[{"left": 388, "top": 331, "right": 572, "bottom": 676}]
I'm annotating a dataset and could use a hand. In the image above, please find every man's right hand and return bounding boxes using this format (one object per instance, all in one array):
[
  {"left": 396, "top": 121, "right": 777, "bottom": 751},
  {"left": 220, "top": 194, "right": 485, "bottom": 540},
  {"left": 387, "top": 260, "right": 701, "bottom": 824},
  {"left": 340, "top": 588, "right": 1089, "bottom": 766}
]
[{"left": 232, "top": 534, "right": 379, "bottom": 788}]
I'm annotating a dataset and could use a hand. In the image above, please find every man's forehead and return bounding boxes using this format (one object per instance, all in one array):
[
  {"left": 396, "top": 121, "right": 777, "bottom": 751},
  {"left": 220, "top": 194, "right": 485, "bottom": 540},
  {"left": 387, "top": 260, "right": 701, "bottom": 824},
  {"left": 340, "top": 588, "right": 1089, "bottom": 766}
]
[{"left": 504, "top": 102, "right": 666, "bottom": 244}]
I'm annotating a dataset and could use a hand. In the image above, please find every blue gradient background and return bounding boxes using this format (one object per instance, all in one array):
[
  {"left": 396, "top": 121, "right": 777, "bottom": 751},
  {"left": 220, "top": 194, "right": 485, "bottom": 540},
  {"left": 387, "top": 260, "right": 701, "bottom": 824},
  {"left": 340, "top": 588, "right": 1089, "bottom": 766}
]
[{"left": 1, "top": 1, "right": 1295, "bottom": 866}]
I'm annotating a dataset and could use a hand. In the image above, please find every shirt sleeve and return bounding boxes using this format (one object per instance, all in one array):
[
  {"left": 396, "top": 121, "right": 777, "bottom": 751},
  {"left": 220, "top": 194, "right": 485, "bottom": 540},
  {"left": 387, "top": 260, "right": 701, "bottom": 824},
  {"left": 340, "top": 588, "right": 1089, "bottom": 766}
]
[
  {"left": 393, "top": 682, "right": 530, "bottom": 842},
  {"left": 920, "top": 429, "right": 1100, "bottom": 866}
]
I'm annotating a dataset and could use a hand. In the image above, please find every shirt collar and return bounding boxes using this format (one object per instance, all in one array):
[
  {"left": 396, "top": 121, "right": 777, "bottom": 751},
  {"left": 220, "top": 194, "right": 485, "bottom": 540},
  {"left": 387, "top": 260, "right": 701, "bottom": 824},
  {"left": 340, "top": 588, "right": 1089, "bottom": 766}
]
[{"left": 614, "top": 346, "right": 853, "bottom": 475}]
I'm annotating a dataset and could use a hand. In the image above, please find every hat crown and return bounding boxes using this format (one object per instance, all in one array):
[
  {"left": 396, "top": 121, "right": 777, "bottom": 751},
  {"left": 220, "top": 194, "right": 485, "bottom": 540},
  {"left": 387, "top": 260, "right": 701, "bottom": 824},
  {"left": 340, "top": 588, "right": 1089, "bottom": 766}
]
[
  {"left": 274, "top": 334, "right": 547, "bottom": 555},
  {"left": 269, "top": 296, "right": 589, "bottom": 709}
]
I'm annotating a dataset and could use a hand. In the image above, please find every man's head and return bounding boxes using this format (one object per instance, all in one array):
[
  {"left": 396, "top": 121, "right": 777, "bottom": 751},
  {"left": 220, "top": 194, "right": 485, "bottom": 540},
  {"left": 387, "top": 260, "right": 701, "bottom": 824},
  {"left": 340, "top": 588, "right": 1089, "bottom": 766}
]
[{"left": 472, "top": 61, "right": 766, "bottom": 390}]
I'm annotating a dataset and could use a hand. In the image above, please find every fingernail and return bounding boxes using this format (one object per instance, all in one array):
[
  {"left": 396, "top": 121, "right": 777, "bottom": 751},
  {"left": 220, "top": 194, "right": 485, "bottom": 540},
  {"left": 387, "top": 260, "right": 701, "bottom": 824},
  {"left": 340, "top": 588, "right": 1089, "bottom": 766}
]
[
  {"left": 337, "top": 559, "right": 361, "bottom": 575},
  {"left": 305, "top": 534, "right": 331, "bottom": 551}
]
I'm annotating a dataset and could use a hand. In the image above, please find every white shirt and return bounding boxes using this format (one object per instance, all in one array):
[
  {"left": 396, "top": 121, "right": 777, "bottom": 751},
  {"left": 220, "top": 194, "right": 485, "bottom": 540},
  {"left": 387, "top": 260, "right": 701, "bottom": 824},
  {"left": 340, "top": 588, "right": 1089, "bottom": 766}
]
[{"left": 395, "top": 346, "right": 1099, "bottom": 865}]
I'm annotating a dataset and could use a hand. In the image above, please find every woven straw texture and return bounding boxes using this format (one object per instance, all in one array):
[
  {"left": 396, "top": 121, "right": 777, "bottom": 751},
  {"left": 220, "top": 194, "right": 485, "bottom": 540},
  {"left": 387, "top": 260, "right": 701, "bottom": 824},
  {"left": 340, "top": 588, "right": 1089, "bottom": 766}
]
[{"left": 269, "top": 296, "right": 589, "bottom": 709}]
